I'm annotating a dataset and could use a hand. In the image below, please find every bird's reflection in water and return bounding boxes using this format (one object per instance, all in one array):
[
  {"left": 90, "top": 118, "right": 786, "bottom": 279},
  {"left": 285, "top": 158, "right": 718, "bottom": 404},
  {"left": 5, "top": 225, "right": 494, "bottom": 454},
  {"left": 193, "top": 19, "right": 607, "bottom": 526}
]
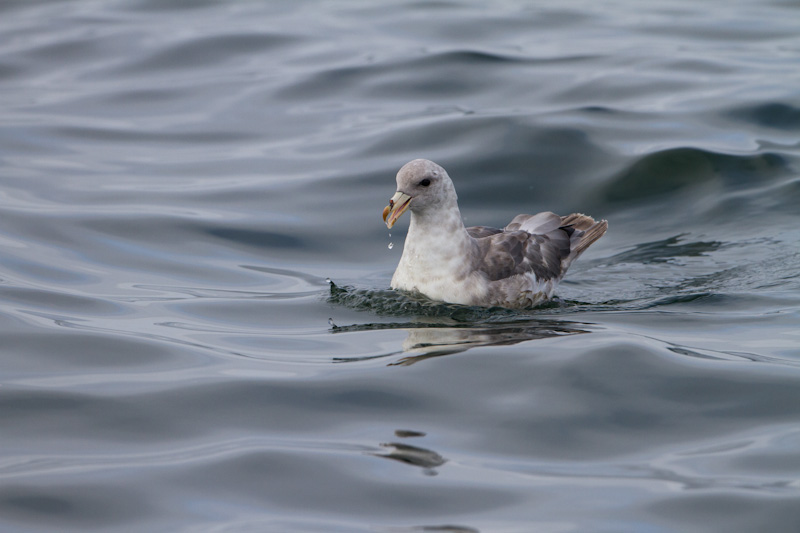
[
  {"left": 375, "top": 442, "right": 446, "bottom": 476},
  {"left": 332, "top": 318, "right": 592, "bottom": 365},
  {"left": 372, "top": 429, "right": 445, "bottom": 477},
  {"left": 373, "top": 431, "right": 479, "bottom": 532}
]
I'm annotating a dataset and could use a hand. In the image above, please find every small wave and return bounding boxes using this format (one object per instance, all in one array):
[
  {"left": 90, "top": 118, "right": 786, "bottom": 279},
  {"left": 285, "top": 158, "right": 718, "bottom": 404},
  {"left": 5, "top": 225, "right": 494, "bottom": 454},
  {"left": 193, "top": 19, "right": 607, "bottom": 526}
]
[
  {"left": 600, "top": 147, "right": 791, "bottom": 204},
  {"left": 726, "top": 102, "right": 800, "bottom": 131},
  {"left": 275, "top": 48, "right": 597, "bottom": 103},
  {"left": 109, "top": 33, "right": 299, "bottom": 75}
]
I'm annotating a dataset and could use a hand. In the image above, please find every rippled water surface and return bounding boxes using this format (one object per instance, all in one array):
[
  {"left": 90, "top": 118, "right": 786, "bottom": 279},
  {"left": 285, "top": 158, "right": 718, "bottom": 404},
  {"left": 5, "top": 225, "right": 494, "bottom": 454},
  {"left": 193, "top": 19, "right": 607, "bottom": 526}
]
[{"left": 2, "top": 1, "right": 800, "bottom": 531}]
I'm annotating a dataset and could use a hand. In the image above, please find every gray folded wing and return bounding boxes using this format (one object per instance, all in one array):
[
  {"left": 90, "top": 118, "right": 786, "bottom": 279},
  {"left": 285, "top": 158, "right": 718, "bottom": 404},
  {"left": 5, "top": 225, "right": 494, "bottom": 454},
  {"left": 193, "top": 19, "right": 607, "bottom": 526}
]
[{"left": 469, "top": 211, "right": 607, "bottom": 283}]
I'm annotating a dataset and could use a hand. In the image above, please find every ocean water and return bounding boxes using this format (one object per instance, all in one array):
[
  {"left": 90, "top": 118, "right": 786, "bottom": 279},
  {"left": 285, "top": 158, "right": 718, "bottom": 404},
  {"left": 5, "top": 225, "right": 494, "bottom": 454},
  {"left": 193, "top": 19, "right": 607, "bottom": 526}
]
[{"left": 2, "top": 0, "right": 800, "bottom": 531}]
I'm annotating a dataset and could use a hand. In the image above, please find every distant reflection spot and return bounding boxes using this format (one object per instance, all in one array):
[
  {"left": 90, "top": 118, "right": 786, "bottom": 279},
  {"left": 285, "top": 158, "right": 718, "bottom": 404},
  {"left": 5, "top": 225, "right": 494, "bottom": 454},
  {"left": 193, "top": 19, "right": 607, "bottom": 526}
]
[
  {"left": 395, "top": 429, "right": 426, "bottom": 438},
  {"left": 375, "top": 442, "right": 447, "bottom": 476}
]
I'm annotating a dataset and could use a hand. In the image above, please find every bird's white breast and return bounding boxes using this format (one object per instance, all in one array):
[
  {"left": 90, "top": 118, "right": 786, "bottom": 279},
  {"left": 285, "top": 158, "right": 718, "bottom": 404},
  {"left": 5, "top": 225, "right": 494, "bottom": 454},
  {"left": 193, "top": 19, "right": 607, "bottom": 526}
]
[{"left": 391, "top": 210, "right": 489, "bottom": 306}]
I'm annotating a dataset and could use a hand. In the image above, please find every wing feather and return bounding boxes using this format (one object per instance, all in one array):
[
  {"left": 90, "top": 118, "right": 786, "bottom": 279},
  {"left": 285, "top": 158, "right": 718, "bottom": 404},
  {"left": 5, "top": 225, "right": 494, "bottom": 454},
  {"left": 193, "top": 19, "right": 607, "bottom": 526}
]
[
  {"left": 466, "top": 225, "right": 503, "bottom": 239},
  {"left": 472, "top": 212, "right": 607, "bottom": 283}
]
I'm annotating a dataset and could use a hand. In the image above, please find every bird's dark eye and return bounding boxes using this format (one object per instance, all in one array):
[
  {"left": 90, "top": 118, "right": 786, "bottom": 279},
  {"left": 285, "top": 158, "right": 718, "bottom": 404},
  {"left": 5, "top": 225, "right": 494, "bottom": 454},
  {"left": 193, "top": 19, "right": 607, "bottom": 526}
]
[{"left": 419, "top": 178, "right": 431, "bottom": 187}]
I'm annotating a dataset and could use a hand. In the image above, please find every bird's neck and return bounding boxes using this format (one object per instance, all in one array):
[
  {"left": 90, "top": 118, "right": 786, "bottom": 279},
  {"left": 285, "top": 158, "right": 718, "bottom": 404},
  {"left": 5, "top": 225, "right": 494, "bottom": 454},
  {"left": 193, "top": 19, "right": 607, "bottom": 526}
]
[
  {"left": 405, "top": 204, "right": 474, "bottom": 261},
  {"left": 409, "top": 199, "right": 464, "bottom": 229}
]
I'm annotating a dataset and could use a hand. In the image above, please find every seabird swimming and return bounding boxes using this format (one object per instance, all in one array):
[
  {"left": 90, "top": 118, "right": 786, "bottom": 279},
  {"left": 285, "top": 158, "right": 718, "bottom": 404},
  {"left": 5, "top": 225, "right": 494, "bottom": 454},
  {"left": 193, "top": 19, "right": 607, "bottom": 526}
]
[{"left": 382, "top": 159, "right": 607, "bottom": 308}]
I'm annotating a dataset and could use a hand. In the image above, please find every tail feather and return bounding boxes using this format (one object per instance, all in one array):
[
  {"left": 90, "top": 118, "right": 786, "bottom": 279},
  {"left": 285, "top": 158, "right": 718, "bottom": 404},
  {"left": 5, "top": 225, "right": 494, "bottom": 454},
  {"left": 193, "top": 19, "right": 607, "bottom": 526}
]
[
  {"left": 560, "top": 213, "right": 608, "bottom": 265},
  {"left": 560, "top": 213, "right": 599, "bottom": 231}
]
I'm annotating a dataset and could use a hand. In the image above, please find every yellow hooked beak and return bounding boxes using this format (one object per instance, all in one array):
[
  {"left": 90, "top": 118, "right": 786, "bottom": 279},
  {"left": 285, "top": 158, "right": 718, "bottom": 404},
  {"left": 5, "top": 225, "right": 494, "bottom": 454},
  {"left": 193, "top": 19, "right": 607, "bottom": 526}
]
[{"left": 382, "top": 191, "right": 412, "bottom": 229}]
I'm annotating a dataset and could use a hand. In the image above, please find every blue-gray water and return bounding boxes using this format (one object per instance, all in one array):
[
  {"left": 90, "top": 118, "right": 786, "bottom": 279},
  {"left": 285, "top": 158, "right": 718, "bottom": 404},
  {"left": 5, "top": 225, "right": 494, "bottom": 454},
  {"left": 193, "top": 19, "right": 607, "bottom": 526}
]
[{"left": 2, "top": 1, "right": 800, "bottom": 531}]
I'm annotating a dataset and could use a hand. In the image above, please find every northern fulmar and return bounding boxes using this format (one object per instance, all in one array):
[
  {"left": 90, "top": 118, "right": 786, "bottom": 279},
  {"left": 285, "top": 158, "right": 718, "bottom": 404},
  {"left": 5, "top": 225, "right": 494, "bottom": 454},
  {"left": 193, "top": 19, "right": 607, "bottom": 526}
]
[{"left": 382, "top": 159, "right": 608, "bottom": 309}]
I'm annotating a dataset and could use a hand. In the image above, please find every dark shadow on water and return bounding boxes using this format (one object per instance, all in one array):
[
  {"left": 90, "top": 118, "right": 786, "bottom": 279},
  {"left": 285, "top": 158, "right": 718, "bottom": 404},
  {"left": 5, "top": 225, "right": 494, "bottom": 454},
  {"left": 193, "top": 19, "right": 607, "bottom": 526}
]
[
  {"left": 327, "top": 281, "right": 593, "bottom": 364},
  {"left": 608, "top": 233, "right": 726, "bottom": 265},
  {"left": 385, "top": 525, "right": 480, "bottom": 533},
  {"left": 396, "top": 527, "right": 480, "bottom": 533}
]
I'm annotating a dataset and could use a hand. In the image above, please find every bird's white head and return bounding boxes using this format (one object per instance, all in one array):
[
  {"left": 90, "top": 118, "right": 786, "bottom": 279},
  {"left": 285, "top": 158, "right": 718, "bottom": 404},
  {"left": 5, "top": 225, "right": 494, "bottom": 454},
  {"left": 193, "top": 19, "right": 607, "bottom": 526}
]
[{"left": 382, "top": 159, "right": 457, "bottom": 228}]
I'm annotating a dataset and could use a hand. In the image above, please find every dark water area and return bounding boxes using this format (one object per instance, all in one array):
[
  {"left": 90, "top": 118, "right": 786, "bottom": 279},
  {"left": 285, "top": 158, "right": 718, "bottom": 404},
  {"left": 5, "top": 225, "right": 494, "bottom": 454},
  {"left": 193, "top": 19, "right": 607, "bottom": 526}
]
[{"left": 2, "top": 0, "right": 800, "bottom": 531}]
